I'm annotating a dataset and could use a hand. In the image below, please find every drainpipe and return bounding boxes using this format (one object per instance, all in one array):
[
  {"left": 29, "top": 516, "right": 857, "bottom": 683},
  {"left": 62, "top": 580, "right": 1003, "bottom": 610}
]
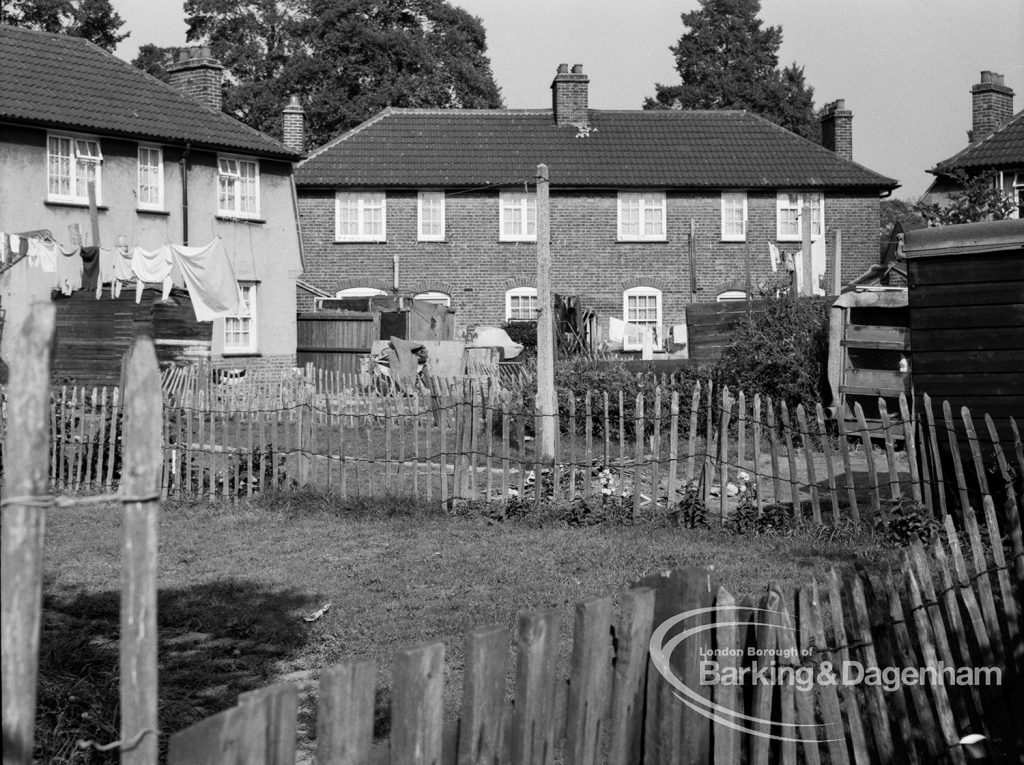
[
  {"left": 393, "top": 252, "right": 400, "bottom": 292},
  {"left": 179, "top": 143, "right": 192, "bottom": 245}
]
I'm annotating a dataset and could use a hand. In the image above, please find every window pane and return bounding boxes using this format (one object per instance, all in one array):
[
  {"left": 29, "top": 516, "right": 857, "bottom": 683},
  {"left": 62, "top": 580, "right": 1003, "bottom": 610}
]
[{"left": 620, "top": 194, "right": 639, "bottom": 237}]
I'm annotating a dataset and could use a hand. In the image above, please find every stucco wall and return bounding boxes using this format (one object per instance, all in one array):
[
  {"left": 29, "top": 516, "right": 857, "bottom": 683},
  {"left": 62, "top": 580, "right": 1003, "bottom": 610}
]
[
  {"left": 0, "top": 124, "right": 302, "bottom": 374},
  {"left": 297, "top": 188, "right": 882, "bottom": 334}
]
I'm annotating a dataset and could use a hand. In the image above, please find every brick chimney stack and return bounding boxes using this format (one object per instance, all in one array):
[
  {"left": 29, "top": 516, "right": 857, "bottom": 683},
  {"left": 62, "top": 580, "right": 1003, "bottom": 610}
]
[
  {"left": 167, "top": 46, "right": 224, "bottom": 112},
  {"left": 969, "top": 71, "right": 1014, "bottom": 143},
  {"left": 282, "top": 94, "right": 306, "bottom": 154},
  {"left": 820, "top": 99, "right": 853, "bottom": 161},
  {"left": 551, "top": 63, "right": 589, "bottom": 127}
]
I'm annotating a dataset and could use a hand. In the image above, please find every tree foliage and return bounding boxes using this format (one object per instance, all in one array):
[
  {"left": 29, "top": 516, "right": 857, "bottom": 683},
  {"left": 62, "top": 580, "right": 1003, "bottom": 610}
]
[
  {"left": 1, "top": 0, "right": 128, "bottom": 51},
  {"left": 135, "top": 0, "right": 504, "bottom": 148},
  {"left": 879, "top": 198, "right": 925, "bottom": 239},
  {"left": 915, "top": 169, "right": 1017, "bottom": 225},
  {"left": 645, "top": 0, "right": 819, "bottom": 140}
]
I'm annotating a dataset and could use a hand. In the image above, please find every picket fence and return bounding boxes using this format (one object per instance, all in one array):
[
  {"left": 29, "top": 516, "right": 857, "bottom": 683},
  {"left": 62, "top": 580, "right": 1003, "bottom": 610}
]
[
  {"left": 3, "top": 318, "right": 1024, "bottom": 763},
  {"left": 10, "top": 370, "right": 1021, "bottom": 530}
]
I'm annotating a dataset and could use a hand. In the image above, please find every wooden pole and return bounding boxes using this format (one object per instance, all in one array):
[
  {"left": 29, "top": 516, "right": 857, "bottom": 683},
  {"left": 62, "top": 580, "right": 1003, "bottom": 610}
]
[
  {"left": 120, "top": 337, "right": 162, "bottom": 765},
  {"left": 535, "top": 163, "right": 556, "bottom": 466},
  {"left": 801, "top": 203, "right": 813, "bottom": 296},
  {"left": 88, "top": 180, "right": 101, "bottom": 248},
  {"left": 1, "top": 304, "right": 55, "bottom": 765},
  {"left": 832, "top": 229, "right": 843, "bottom": 295}
]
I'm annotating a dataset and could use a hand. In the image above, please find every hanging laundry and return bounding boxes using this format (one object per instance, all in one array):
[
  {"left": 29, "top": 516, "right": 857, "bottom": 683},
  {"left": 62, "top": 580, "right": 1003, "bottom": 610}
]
[
  {"left": 810, "top": 237, "right": 827, "bottom": 296},
  {"left": 27, "top": 238, "right": 59, "bottom": 273},
  {"left": 96, "top": 247, "right": 116, "bottom": 298},
  {"left": 768, "top": 242, "right": 780, "bottom": 273},
  {"left": 55, "top": 244, "right": 83, "bottom": 295},
  {"left": 79, "top": 246, "right": 100, "bottom": 292},
  {"left": 112, "top": 246, "right": 133, "bottom": 298},
  {"left": 169, "top": 238, "right": 241, "bottom": 321},
  {"left": 131, "top": 245, "right": 174, "bottom": 303}
]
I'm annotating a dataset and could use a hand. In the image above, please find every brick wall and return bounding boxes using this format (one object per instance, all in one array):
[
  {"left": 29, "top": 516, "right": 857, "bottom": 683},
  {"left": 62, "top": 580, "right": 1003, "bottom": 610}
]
[
  {"left": 212, "top": 353, "right": 298, "bottom": 377},
  {"left": 297, "top": 188, "right": 881, "bottom": 336}
]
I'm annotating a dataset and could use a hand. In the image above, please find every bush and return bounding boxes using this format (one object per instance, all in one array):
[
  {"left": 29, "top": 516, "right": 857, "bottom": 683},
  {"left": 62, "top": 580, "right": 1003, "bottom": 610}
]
[
  {"left": 714, "top": 295, "right": 830, "bottom": 411},
  {"left": 501, "top": 321, "right": 538, "bottom": 356}
]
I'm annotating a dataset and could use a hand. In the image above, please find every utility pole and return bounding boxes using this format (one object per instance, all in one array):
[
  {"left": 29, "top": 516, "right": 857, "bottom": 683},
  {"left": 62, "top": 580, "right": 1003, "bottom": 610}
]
[{"left": 535, "top": 164, "right": 556, "bottom": 466}]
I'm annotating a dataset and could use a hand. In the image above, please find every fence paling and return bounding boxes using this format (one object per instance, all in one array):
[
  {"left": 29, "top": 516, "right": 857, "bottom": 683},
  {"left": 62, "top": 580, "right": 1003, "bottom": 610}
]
[{"left": 877, "top": 398, "right": 901, "bottom": 500}]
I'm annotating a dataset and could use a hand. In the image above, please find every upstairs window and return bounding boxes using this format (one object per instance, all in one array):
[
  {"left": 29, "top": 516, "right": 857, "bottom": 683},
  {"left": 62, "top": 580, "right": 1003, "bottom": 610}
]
[
  {"left": 137, "top": 146, "right": 164, "bottom": 210},
  {"left": 218, "top": 157, "right": 260, "bottom": 218},
  {"left": 224, "top": 283, "right": 257, "bottom": 354},
  {"left": 335, "top": 192, "right": 386, "bottom": 241},
  {"left": 505, "top": 287, "right": 539, "bottom": 320},
  {"left": 47, "top": 134, "right": 102, "bottom": 204},
  {"left": 499, "top": 191, "right": 536, "bottom": 241},
  {"left": 618, "top": 192, "right": 666, "bottom": 241},
  {"left": 417, "top": 191, "right": 445, "bottom": 240},
  {"left": 776, "top": 192, "right": 824, "bottom": 241},
  {"left": 721, "top": 192, "right": 747, "bottom": 241}
]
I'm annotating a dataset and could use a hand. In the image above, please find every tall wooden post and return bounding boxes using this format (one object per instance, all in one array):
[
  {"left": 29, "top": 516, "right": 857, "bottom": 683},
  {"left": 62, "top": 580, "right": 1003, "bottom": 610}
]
[
  {"left": 535, "top": 164, "right": 556, "bottom": 466},
  {"left": 801, "top": 203, "right": 813, "bottom": 296},
  {"left": 1, "top": 305, "right": 55, "bottom": 765}
]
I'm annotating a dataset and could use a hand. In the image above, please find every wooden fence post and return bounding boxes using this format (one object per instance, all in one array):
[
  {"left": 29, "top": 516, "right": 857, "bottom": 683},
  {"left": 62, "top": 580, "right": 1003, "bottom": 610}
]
[
  {"left": 120, "top": 337, "right": 162, "bottom": 765},
  {"left": 1, "top": 305, "right": 55, "bottom": 765}
]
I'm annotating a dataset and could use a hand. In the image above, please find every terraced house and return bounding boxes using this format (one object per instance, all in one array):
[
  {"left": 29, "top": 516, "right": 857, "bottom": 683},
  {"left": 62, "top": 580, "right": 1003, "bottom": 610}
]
[
  {"left": 0, "top": 26, "right": 304, "bottom": 385},
  {"left": 294, "top": 64, "right": 898, "bottom": 347}
]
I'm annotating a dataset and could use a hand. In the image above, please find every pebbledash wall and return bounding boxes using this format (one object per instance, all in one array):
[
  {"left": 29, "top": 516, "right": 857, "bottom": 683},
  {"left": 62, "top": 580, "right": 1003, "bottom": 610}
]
[{"left": 297, "top": 187, "right": 881, "bottom": 332}]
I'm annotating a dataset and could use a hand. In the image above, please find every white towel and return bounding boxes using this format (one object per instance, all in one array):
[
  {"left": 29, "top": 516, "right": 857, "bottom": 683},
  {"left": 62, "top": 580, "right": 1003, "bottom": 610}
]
[{"left": 170, "top": 239, "right": 242, "bottom": 321}]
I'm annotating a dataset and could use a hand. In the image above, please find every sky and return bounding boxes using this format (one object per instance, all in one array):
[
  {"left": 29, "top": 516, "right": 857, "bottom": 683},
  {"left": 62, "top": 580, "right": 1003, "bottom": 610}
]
[{"left": 114, "top": 0, "right": 1024, "bottom": 200}]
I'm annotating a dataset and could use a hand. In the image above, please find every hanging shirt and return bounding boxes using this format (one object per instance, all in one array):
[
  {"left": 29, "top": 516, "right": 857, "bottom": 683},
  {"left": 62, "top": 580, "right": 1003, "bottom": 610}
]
[
  {"left": 169, "top": 238, "right": 242, "bottom": 321},
  {"left": 28, "top": 238, "right": 59, "bottom": 273},
  {"left": 97, "top": 247, "right": 117, "bottom": 298},
  {"left": 56, "top": 245, "right": 83, "bottom": 295},
  {"left": 131, "top": 245, "right": 174, "bottom": 302}
]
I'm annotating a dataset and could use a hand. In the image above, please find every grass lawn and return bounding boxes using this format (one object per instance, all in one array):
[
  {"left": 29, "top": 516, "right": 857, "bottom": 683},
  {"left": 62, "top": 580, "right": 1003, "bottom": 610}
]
[{"left": 38, "top": 493, "right": 898, "bottom": 762}]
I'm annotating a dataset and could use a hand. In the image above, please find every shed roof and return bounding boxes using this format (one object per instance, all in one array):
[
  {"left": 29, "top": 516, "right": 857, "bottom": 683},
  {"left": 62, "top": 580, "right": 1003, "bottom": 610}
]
[
  {"left": 0, "top": 24, "right": 298, "bottom": 160},
  {"left": 902, "top": 219, "right": 1024, "bottom": 258}
]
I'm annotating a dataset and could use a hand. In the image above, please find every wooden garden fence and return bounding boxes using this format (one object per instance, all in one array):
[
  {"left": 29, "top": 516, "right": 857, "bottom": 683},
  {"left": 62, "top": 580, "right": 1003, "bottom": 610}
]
[{"left": 6, "top": 372, "right": 1021, "bottom": 528}]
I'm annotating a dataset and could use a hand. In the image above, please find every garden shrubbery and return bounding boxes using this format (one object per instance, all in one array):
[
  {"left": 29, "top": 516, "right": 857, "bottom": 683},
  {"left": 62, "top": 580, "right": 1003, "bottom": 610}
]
[{"left": 714, "top": 295, "right": 831, "bottom": 412}]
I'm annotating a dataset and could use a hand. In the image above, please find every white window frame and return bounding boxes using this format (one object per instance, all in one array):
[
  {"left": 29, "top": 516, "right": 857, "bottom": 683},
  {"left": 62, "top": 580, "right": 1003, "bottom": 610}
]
[
  {"left": 417, "top": 191, "right": 446, "bottom": 241},
  {"left": 47, "top": 132, "right": 103, "bottom": 204},
  {"left": 776, "top": 192, "right": 824, "bottom": 242},
  {"left": 137, "top": 145, "right": 164, "bottom": 211},
  {"left": 617, "top": 191, "right": 667, "bottom": 241},
  {"left": 499, "top": 191, "right": 537, "bottom": 242},
  {"left": 623, "top": 286, "right": 663, "bottom": 347},
  {"left": 223, "top": 283, "right": 258, "bottom": 355},
  {"left": 217, "top": 156, "right": 260, "bottom": 219},
  {"left": 505, "top": 287, "right": 539, "bottom": 321},
  {"left": 1013, "top": 172, "right": 1024, "bottom": 219},
  {"left": 720, "top": 192, "right": 747, "bottom": 241},
  {"left": 335, "top": 191, "right": 387, "bottom": 242},
  {"left": 414, "top": 291, "right": 451, "bottom": 306}
]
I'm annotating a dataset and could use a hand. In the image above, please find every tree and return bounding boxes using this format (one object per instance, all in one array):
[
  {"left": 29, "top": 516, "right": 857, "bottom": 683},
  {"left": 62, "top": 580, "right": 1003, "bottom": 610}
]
[
  {"left": 879, "top": 198, "right": 925, "bottom": 239},
  {"left": 645, "top": 0, "right": 818, "bottom": 140},
  {"left": 1, "top": 0, "right": 128, "bottom": 51},
  {"left": 138, "top": 0, "right": 503, "bottom": 148},
  {"left": 916, "top": 169, "right": 1016, "bottom": 226}
]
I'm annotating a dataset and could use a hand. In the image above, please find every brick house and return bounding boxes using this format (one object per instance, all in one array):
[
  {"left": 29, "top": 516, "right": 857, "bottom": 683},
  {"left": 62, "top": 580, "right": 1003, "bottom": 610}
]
[
  {"left": 294, "top": 64, "right": 898, "bottom": 347},
  {"left": 922, "top": 71, "right": 1023, "bottom": 216},
  {"left": 0, "top": 26, "right": 305, "bottom": 384}
]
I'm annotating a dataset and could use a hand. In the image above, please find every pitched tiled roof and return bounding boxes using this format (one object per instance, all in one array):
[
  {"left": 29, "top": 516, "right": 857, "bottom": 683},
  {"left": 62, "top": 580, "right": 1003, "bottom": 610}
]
[
  {"left": 0, "top": 25, "right": 297, "bottom": 160},
  {"left": 296, "top": 107, "right": 898, "bottom": 190},
  {"left": 933, "top": 111, "right": 1024, "bottom": 174}
]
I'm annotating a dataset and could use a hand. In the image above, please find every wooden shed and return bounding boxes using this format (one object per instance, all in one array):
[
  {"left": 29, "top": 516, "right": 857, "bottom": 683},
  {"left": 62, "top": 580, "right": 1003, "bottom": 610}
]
[{"left": 903, "top": 219, "right": 1024, "bottom": 507}]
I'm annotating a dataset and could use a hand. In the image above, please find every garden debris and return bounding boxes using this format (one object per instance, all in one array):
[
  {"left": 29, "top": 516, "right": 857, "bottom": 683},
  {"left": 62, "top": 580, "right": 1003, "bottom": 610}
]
[{"left": 302, "top": 602, "right": 331, "bottom": 622}]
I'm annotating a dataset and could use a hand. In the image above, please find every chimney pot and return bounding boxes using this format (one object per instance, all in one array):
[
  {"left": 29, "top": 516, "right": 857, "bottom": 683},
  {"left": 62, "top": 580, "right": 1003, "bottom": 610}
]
[
  {"left": 557, "top": 63, "right": 569, "bottom": 74},
  {"left": 571, "top": 64, "right": 584, "bottom": 74}
]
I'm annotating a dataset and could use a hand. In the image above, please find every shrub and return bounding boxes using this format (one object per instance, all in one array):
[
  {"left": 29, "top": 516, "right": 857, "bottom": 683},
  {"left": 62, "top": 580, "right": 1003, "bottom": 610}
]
[
  {"left": 714, "top": 295, "right": 830, "bottom": 411},
  {"left": 501, "top": 321, "right": 538, "bottom": 356}
]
